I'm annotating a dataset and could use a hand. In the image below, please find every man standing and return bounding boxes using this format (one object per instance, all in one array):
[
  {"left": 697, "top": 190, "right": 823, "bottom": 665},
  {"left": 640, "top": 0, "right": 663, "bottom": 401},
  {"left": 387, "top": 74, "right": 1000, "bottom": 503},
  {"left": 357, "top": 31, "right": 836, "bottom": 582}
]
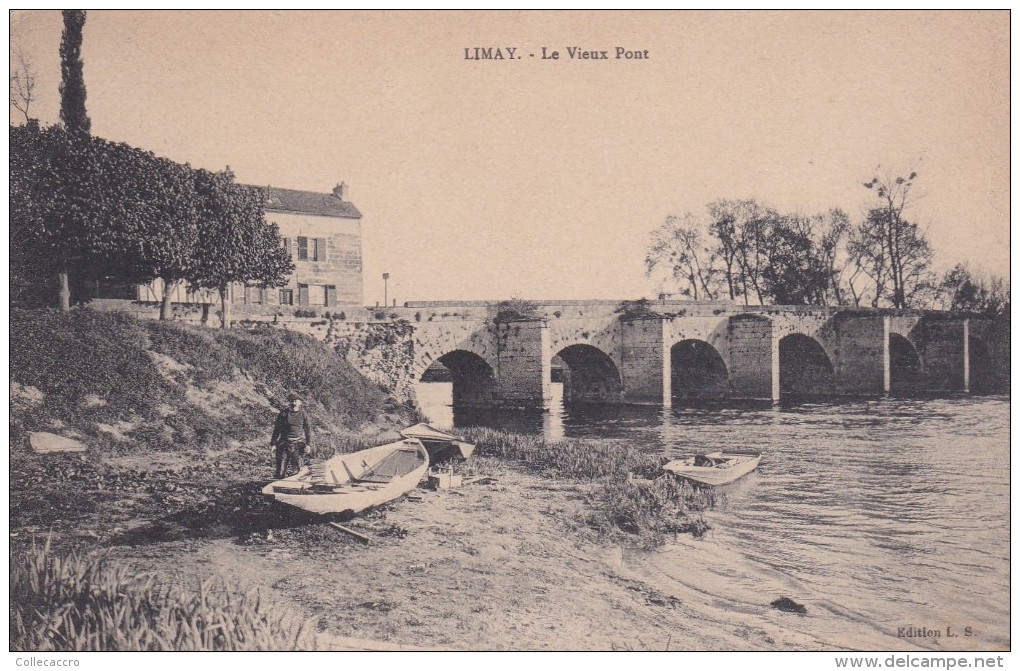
[{"left": 271, "top": 394, "right": 312, "bottom": 478}]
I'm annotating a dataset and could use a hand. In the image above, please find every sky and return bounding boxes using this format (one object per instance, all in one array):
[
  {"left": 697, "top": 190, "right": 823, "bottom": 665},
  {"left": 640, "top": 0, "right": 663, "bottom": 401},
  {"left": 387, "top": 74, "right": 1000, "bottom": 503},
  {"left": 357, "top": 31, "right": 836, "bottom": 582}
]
[{"left": 9, "top": 10, "right": 1010, "bottom": 304}]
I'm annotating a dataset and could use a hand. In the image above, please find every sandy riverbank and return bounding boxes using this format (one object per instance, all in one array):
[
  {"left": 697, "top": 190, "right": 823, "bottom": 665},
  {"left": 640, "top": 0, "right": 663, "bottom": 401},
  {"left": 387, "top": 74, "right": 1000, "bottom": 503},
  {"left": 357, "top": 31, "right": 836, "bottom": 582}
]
[{"left": 66, "top": 460, "right": 936, "bottom": 652}]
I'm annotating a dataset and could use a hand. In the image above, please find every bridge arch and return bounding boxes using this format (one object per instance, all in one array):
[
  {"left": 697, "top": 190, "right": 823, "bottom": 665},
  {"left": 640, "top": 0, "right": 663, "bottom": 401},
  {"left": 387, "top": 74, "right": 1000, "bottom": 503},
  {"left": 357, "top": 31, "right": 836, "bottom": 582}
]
[
  {"left": 779, "top": 333, "right": 836, "bottom": 398},
  {"left": 554, "top": 344, "right": 622, "bottom": 403},
  {"left": 670, "top": 339, "right": 729, "bottom": 401},
  {"left": 889, "top": 333, "right": 924, "bottom": 394},
  {"left": 418, "top": 349, "right": 497, "bottom": 408}
]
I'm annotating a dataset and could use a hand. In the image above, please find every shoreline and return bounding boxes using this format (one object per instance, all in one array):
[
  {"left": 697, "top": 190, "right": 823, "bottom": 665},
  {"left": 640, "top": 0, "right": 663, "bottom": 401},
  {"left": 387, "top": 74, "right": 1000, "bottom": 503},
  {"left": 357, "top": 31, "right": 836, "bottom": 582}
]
[{"left": 11, "top": 437, "right": 1004, "bottom": 652}]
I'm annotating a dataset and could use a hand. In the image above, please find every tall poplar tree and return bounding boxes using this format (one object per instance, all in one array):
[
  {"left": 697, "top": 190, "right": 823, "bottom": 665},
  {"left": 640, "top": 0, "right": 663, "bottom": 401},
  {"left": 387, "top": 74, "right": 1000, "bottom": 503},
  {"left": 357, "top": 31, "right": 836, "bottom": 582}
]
[{"left": 59, "top": 9, "right": 90, "bottom": 135}]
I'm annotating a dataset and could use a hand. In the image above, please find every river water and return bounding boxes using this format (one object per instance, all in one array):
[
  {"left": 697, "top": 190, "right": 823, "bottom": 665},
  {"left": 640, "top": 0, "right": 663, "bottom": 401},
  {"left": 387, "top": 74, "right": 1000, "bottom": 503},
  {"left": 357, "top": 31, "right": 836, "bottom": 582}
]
[{"left": 416, "top": 382, "right": 1010, "bottom": 650}]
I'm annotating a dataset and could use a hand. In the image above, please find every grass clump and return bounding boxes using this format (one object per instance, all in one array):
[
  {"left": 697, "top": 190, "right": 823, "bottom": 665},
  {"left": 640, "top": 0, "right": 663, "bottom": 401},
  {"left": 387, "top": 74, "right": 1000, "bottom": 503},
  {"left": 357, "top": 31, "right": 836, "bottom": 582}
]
[
  {"left": 463, "top": 428, "right": 715, "bottom": 546},
  {"left": 465, "top": 427, "right": 655, "bottom": 480},
  {"left": 11, "top": 538, "right": 318, "bottom": 651}
]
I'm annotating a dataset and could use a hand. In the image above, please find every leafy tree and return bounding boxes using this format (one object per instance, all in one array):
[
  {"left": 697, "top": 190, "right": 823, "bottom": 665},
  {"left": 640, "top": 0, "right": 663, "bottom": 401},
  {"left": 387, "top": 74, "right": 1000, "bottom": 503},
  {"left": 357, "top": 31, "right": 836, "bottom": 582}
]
[
  {"left": 645, "top": 212, "right": 721, "bottom": 300},
  {"left": 92, "top": 142, "right": 201, "bottom": 320},
  {"left": 10, "top": 123, "right": 59, "bottom": 306},
  {"left": 10, "top": 125, "right": 105, "bottom": 310},
  {"left": 937, "top": 264, "right": 1010, "bottom": 317},
  {"left": 807, "top": 209, "right": 853, "bottom": 306},
  {"left": 759, "top": 211, "right": 854, "bottom": 306},
  {"left": 59, "top": 9, "right": 90, "bottom": 135},
  {"left": 189, "top": 171, "right": 294, "bottom": 328},
  {"left": 759, "top": 216, "right": 823, "bottom": 305},
  {"left": 854, "top": 169, "right": 934, "bottom": 308},
  {"left": 12, "top": 125, "right": 206, "bottom": 318},
  {"left": 706, "top": 199, "right": 779, "bottom": 304}
]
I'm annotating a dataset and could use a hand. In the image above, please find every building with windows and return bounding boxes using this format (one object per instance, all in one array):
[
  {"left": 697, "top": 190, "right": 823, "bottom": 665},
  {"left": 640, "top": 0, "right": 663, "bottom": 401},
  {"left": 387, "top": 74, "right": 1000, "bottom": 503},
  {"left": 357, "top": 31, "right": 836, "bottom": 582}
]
[
  {"left": 256, "top": 181, "right": 364, "bottom": 309},
  {"left": 132, "top": 181, "right": 364, "bottom": 312}
]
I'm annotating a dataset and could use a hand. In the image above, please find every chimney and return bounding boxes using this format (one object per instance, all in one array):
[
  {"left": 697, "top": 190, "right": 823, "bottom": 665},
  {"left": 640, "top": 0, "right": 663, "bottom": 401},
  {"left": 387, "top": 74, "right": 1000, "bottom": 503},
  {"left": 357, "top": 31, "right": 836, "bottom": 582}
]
[
  {"left": 223, "top": 165, "right": 235, "bottom": 180},
  {"left": 333, "top": 181, "right": 348, "bottom": 201}
]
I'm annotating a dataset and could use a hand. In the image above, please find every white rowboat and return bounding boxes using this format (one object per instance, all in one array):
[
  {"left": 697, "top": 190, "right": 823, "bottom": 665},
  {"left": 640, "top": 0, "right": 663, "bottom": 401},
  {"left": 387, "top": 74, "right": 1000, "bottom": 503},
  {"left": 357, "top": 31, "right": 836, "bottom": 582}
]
[
  {"left": 662, "top": 451, "right": 762, "bottom": 487},
  {"left": 261, "top": 438, "right": 429, "bottom": 515}
]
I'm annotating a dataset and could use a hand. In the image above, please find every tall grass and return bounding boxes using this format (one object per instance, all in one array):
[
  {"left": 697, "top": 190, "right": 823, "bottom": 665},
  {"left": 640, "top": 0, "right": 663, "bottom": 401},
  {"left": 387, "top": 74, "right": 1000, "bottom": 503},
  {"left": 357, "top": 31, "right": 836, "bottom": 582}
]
[
  {"left": 463, "top": 427, "right": 661, "bottom": 480},
  {"left": 462, "top": 428, "right": 716, "bottom": 547},
  {"left": 11, "top": 538, "right": 318, "bottom": 651}
]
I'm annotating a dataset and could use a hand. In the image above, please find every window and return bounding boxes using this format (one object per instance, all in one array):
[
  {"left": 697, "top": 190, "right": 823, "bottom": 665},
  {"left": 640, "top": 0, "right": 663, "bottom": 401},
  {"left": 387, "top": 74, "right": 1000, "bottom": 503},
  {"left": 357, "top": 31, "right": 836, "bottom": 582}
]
[
  {"left": 280, "top": 289, "right": 294, "bottom": 306},
  {"left": 245, "top": 285, "right": 264, "bottom": 304},
  {"left": 297, "top": 237, "right": 308, "bottom": 261},
  {"left": 325, "top": 285, "right": 337, "bottom": 307},
  {"left": 281, "top": 237, "right": 291, "bottom": 256},
  {"left": 313, "top": 238, "right": 327, "bottom": 262},
  {"left": 307, "top": 284, "right": 326, "bottom": 306}
]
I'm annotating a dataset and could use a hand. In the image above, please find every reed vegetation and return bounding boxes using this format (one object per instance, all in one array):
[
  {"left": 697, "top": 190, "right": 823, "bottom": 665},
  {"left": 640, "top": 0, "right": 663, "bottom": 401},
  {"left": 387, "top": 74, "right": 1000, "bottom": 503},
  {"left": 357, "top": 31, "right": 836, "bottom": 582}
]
[
  {"left": 10, "top": 538, "right": 318, "bottom": 651},
  {"left": 463, "top": 428, "right": 716, "bottom": 547}
]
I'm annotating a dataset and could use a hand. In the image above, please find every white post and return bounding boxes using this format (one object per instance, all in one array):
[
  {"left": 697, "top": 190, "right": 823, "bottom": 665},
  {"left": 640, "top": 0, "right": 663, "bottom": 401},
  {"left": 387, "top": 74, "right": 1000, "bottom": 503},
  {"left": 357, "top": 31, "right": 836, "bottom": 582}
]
[
  {"left": 771, "top": 329, "right": 781, "bottom": 403},
  {"left": 963, "top": 319, "right": 970, "bottom": 393},
  {"left": 882, "top": 316, "right": 891, "bottom": 395}
]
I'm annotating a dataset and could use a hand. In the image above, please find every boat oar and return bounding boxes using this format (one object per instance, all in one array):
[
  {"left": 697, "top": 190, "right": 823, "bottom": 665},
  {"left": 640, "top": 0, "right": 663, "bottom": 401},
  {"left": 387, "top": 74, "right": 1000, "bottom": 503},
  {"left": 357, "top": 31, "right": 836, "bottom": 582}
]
[{"left": 328, "top": 521, "right": 371, "bottom": 544}]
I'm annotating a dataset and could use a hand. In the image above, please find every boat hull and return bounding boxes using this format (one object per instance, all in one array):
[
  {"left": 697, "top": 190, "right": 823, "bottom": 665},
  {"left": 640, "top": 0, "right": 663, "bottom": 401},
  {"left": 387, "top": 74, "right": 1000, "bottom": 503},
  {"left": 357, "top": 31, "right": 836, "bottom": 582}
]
[
  {"left": 399, "top": 423, "right": 476, "bottom": 461},
  {"left": 662, "top": 451, "right": 761, "bottom": 487},
  {"left": 262, "top": 438, "right": 429, "bottom": 515}
]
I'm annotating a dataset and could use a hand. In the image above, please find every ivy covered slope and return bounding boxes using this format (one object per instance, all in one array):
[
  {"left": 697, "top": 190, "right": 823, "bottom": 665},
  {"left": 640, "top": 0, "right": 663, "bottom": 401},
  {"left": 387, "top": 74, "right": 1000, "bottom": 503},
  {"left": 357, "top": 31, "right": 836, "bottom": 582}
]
[{"left": 9, "top": 308, "right": 409, "bottom": 457}]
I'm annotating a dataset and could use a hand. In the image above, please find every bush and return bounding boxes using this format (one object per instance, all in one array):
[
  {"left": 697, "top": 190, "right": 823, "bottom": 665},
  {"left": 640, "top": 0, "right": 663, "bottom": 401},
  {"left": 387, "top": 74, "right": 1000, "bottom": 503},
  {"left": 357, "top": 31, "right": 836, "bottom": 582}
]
[
  {"left": 492, "top": 297, "right": 543, "bottom": 323},
  {"left": 10, "top": 538, "right": 318, "bottom": 651},
  {"left": 614, "top": 299, "right": 659, "bottom": 321}
]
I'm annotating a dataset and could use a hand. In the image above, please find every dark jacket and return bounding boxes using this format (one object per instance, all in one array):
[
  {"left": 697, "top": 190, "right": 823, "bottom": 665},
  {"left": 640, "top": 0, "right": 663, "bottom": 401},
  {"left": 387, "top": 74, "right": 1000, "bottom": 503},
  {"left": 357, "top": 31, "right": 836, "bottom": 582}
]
[{"left": 271, "top": 408, "right": 311, "bottom": 445}]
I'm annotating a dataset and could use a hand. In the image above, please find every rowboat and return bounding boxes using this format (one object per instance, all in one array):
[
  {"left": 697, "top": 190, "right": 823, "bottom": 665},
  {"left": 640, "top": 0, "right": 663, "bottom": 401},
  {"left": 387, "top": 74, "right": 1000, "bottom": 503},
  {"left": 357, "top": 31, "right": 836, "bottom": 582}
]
[
  {"left": 399, "top": 423, "right": 476, "bottom": 462},
  {"left": 261, "top": 437, "right": 430, "bottom": 515},
  {"left": 662, "top": 451, "right": 762, "bottom": 487}
]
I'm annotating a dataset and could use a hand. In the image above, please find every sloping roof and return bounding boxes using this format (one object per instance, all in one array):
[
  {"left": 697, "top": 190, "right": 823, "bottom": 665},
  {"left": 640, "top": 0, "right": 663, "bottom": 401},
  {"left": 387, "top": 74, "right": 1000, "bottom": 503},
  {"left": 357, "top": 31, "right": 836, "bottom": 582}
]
[{"left": 254, "top": 185, "right": 362, "bottom": 219}]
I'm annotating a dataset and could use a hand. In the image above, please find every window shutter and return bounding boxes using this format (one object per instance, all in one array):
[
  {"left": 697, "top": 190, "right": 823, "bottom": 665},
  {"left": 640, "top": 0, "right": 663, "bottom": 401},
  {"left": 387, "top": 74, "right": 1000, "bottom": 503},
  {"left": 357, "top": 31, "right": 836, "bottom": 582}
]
[
  {"left": 297, "top": 237, "right": 308, "bottom": 261},
  {"left": 298, "top": 284, "right": 309, "bottom": 306},
  {"left": 325, "top": 285, "right": 336, "bottom": 307}
]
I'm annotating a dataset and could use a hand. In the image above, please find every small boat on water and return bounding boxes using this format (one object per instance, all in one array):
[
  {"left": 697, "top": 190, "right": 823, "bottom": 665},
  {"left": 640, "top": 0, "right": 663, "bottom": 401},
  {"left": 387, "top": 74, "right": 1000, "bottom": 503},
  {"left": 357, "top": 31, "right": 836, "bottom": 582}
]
[
  {"left": 262, "top": 438, "right": 429, "bottom": 515},
  {"left": 662, "top": 450, "right": 762, "bottom": 487},
  {"left": 399, "top": 423, "right": 476, "bottom": 462}
]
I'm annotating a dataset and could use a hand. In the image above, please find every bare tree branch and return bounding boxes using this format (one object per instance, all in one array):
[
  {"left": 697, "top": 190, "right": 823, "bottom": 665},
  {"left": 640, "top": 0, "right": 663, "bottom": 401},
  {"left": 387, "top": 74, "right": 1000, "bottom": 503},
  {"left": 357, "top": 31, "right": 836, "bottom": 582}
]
[{"left": 9, "top": 46, "right": 36, "bottom": 124}]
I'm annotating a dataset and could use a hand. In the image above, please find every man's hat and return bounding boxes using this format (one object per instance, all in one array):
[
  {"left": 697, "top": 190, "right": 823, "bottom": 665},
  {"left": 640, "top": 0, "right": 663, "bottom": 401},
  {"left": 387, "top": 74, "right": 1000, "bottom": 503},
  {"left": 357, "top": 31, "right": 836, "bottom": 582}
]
[{"left": 288, "top": 393, "right": 303, "bottom": 402}]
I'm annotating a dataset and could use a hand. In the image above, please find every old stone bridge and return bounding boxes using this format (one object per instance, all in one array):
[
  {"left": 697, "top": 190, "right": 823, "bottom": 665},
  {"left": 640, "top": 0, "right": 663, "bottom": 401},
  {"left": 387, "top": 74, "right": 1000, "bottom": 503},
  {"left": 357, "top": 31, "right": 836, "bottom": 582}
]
[{"left": 298, "top": 300, "right": 1007, "bottom": 409}]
